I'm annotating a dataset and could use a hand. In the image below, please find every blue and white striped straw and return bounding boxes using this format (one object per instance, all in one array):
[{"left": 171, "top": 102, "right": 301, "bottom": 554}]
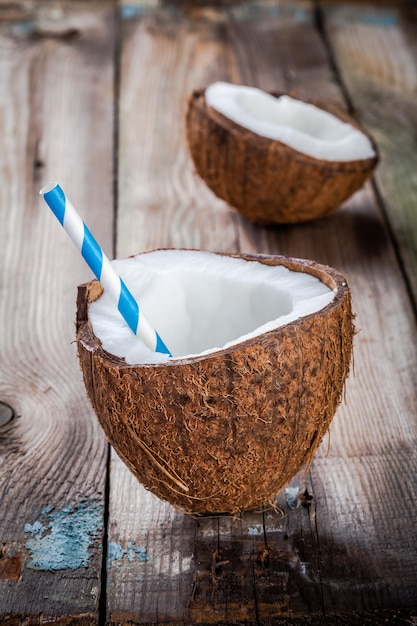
[{"left": 40, "top": 182, "right": 171, "bottom": 357}]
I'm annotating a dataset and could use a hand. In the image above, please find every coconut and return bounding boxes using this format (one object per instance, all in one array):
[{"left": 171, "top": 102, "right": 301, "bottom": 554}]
[
  {"left": 76, "top": 249, "right": 354, "bottom": 515},
  {"left": 186, "top": 82, "right": 378, "bottom": 224}
]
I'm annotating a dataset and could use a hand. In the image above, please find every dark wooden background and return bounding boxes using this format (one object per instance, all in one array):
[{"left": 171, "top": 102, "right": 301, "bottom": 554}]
[{"left": 0, "top": 1, "right": 416, "bottom": 624}]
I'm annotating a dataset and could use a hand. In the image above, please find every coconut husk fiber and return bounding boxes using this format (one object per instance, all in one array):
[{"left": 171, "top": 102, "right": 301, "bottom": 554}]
[
  {"left": 76, "top": 252, "right": 354, "bottom": 515},
  {"left": 186, "top": 89, "right": 378, "bottom": 224}
]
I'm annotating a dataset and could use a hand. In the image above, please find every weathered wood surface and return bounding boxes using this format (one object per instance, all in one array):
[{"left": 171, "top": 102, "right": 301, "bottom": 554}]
[
  {"left": 0, "top": 0, "right": 416, "bottom": 624},
  {"left": 109, "top": 1, "right": 417, "bottom": 624},
  {"left": 320, "top": 2, "right": 417, "bottom": 308},
  {"left": 0, "top": 2, "right": 113, "bottom": 622}
]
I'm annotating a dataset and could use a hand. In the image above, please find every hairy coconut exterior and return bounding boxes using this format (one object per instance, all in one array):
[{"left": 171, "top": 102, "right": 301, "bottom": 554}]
[
  {"left": 76, "top": 252, "right": 354, "bottom": 515},
  {"left": 186, "top": 89, "right": 378, "bottom": 224}
]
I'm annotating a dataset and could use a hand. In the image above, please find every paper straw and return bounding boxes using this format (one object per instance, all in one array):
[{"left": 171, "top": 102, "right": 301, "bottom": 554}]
[{"left": 40, "top": 182, "right": 172, "bottom": 357}]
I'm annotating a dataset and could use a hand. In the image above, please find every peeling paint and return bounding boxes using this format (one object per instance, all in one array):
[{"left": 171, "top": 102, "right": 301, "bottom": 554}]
[
  {"left": 358, "top": 13, "right": 397, "bottom": 27},
  {"left": 328, "top": 6, "right": 397, "bottom": 28},
  {"left": 24, "top": 520, "right": 45, "bottom": 535},
  {"left": 108, "top": 541, "right": 150, "bottom": 568},
  {"left": 120, "top": 6, "right": 143, "bottom": 20},
  {"left": 24, "top": 500, "right": 103, "bottom": 571},
  {"left": 292, "top": 8, "right": 311, "bottom": 24},
  {"left": 248, "top": 527, "right": 263, "bottom": 535}
]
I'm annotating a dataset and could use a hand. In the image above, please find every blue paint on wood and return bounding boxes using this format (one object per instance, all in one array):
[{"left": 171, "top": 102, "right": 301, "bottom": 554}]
[
  {"left": 328, "top": 6, "right": 397, "bottom": 28},
  {"left": 108, "top": 541, "right": 150, "bottom": 568},
  {"left": 24, "top": 500, "right": 103, "bottom": 571},
  {"left": 12, "top": 20, "right": 36, "bottom": 36},
  {"left": 24, "top": 520, "right": 45, "bottom": 535},
  {"left": 292, "top": 8, "right": 311, "bottom": 24},
  {"left": 120, "top": 6, "right": 143, "bottom": 20},
  {"left": 359, "top": 13, "right": 397, "bottom": 27}
]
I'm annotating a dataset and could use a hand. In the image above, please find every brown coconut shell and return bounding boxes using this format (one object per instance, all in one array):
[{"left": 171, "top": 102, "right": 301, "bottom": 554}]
[
  {"left": 186, "top": 89, "right": 379, "bottom": 224},
  {"left": 76, "top": 251, "right": 354, "bottom": 515}
]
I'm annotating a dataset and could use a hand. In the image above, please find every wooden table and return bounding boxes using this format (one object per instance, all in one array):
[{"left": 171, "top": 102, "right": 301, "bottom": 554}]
[{"left": 1, "top": 1, "right": 416, "bottom": 623}]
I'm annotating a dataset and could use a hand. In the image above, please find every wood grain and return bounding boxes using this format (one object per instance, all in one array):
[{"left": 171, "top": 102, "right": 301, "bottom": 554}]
[
  {"left": 1, "top": 0, "right": 415, "bottom": 622},
  {"left": 106, "top": 461, "right": 196, "bottom": 623},
  {"left": 319, "top": 2, "right": 417, "bottom": 307},
  {"left": 111, "top": 0, "right": 417, "bottom": 622},
  {"left": 0, "top": 2, "right": 114, "bottom": 620}
]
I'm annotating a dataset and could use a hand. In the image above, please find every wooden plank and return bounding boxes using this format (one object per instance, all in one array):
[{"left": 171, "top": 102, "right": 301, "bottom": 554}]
[
  {"left": 108, "top": 5, "right": 237, "bottom": 622},
  {"left": 191, "top": 513, "right": 261, "bottom": 624},
  {"left": 106, "top": 459, "right": 196, "bottom": 623},
  {"left": 224, "top": 16, "right": 417, "bottom": 613},
  {"left": 111, "top": 0, "right": 417, "bottom": 622},
  {"left": 216, "top": 4, "right": 417, "bottom": 618},
  {"left": 116, "top": 2, "right": 236, "bottom": 256},
  {"left": 314, "top": 6, "right": 417, "bottom": 604},
  {"left": 111, "top": 2, "right": 329, "bottom": 622},
  {"left": 319, "top": 2, "right": 417, "bottom": 306},
  {"left": 0, "top": 2, "right": 114, "bottom": 621},
  {"left": 190, "top": 479, "right": 322, "bottom": 623}
]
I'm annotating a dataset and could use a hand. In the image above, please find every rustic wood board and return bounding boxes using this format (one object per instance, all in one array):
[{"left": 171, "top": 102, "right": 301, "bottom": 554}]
[
  {"left": 0, "top": 2, "right": 114, "bottom": 621},
  {"left": 110, "top": 0, "right": 417, "bottom": 623},
  {"left": 0, "top": 0, "right": 415, "bottom": 623},
  {"left": 319, "top": 1, "right": 417, "bottom": 307}
]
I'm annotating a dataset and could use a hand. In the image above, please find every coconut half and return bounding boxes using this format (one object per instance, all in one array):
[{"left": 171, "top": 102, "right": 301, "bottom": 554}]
[
  {"left": 186, "top": 82, "right": 378, "bottom": 224},
  {"left": 76, "top": 249, "right": 354, "bottom": 514}
]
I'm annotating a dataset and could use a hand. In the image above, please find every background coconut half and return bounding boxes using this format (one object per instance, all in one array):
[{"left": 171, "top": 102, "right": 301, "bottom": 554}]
[
  {"left": 76, "top": 251, "right": 354, "bottom": 515},
  {"left": 186, "top": 85, "right": 378, "bottom": 224}
]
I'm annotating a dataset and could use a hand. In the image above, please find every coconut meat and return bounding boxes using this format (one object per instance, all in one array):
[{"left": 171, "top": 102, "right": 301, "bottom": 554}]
[
  {"left": 205, "top": 82, "right": 376, "bottom": 162},
  {"left": 88, "top": 250, "right": 336, "bottom": 365}
]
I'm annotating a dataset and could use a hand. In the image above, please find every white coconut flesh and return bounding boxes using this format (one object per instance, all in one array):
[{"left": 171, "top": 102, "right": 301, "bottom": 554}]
[
  {"left": 205, "top": 81, "right": 376, "bottom": 162},
  {"left": 88, "top": 250, "right": 336, "bottom": 365}
]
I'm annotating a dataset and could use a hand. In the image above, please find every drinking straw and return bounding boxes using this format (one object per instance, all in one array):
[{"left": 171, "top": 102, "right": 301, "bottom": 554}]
[{"left": 40, "top": 182, "right": 172, "bottom": 357}]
